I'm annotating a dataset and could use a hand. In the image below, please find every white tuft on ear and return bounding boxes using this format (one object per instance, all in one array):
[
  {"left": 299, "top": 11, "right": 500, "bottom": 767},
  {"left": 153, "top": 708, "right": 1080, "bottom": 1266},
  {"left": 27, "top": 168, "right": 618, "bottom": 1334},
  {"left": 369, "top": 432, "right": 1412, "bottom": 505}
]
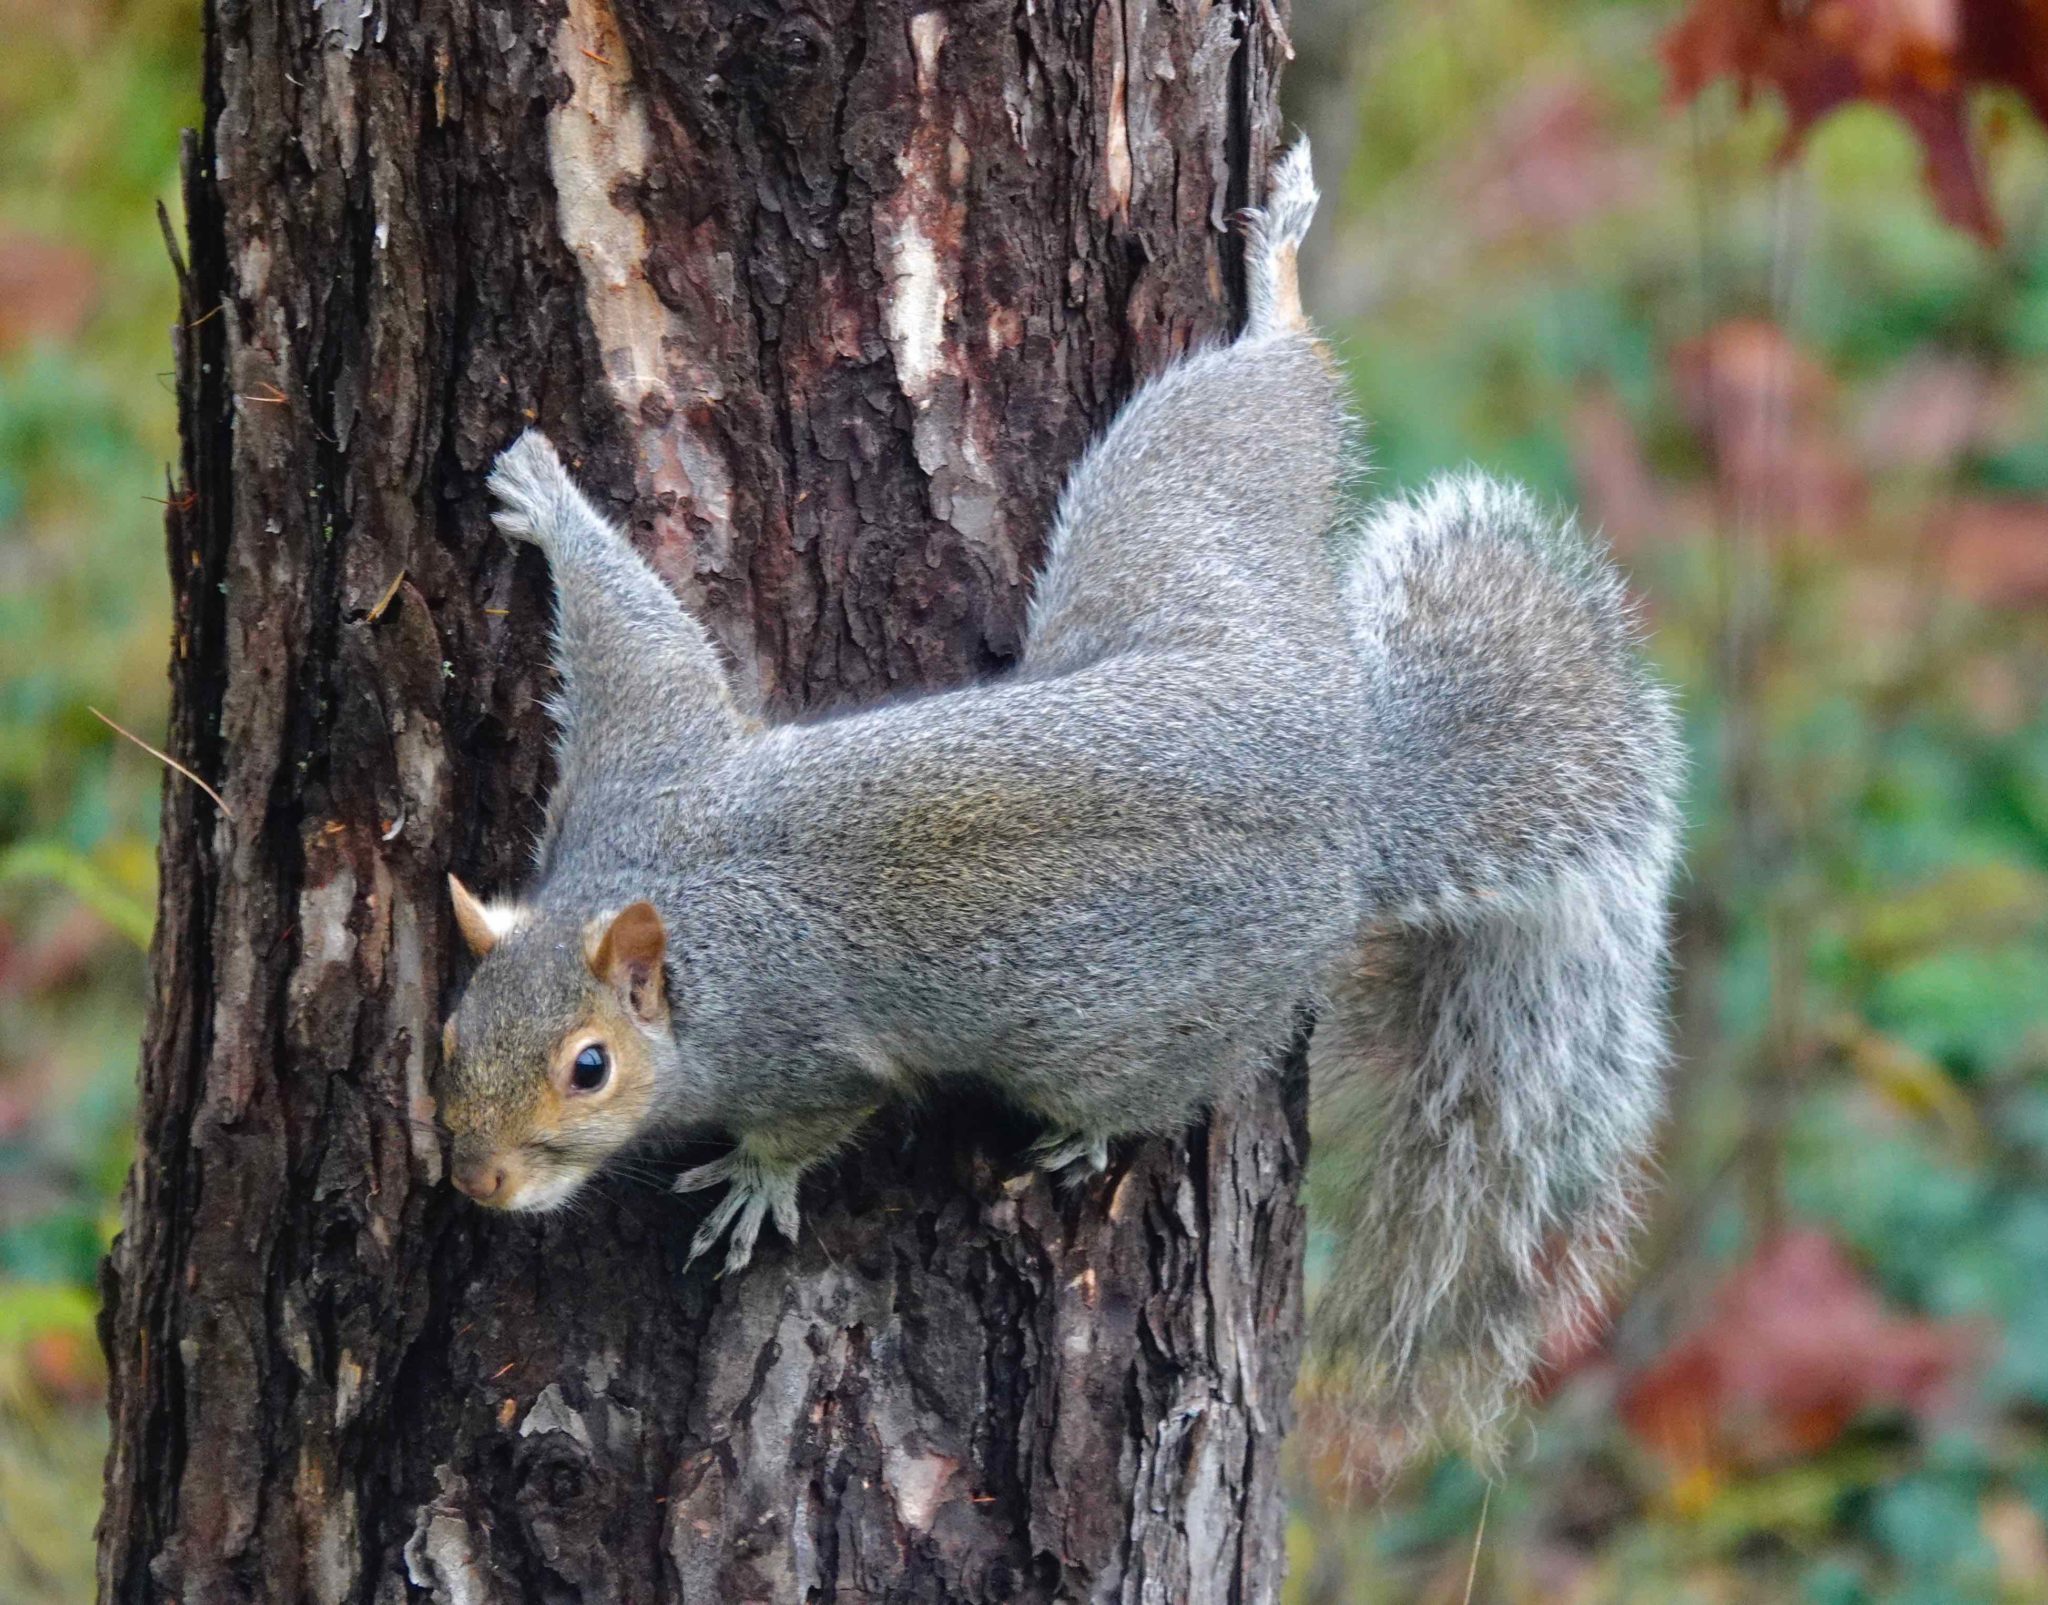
[{"left": 449, "top": 874, "right": 529, "bottom": 957}]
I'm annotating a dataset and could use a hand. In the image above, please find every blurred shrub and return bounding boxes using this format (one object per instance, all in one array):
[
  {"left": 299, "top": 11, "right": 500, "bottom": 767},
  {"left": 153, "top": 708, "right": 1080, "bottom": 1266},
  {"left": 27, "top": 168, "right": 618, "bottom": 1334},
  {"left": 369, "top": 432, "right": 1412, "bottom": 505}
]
[
  {"left": 0, "top": 0, "right": 198, "bottom": 1598},
  {"left": 1289, "top": 1, "right": 2048, "bottom": 1600}
]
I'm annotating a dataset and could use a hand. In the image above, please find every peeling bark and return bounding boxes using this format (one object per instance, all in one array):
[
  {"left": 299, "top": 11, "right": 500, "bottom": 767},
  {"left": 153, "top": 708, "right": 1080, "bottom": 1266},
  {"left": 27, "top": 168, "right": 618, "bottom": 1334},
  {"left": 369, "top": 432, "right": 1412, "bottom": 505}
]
[{"left": 100, "top": 2, "right": 1303, "bottom": 1601}]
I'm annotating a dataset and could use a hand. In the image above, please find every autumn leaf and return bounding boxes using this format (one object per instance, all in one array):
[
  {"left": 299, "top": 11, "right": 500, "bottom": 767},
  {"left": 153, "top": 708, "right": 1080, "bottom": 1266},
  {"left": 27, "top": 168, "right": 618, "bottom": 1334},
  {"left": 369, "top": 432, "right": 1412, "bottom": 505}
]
[
  {"left": 1621, "top": 1230, "right": 1976, "bottom": 1488},
  {"left": 0, "top": 231, "right": 98, "bottom": 354},
  {"left": 1930, "top": 497, "right": 2048, "bottom": 606},
  {"left": 1669, "top": 318, "right": 1867, "bottom": 537},
  {"left": 1662, "top": 0, "right": 2048, "bottom": 243}
]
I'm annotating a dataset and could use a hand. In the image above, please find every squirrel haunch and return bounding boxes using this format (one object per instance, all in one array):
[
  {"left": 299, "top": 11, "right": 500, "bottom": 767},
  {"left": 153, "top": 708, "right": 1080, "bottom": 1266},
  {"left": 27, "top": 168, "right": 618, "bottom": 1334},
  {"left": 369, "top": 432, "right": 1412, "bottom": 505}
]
[{"left": 437, "top": 139, "right": 1681, "bottom": 1459}]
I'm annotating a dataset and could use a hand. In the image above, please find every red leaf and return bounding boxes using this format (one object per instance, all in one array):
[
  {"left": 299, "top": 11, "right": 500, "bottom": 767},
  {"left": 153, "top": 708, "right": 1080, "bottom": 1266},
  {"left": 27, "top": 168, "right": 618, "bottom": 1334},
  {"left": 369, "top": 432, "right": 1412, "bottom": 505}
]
[
  {"left": 1662, "top": 0, "right": 2048, "bottom": 243},
  {"left": 25, "top": 1328, "right": 104, "bottom": 1407},
  {"left": 1858, "top": 351, "right": 2006, "bottom": 471},
  {"left": 1445, "top": 77, "right": 1656, "bottom": 244},
  {"left": 1929, "top": 497, "right": 2048, "bottom": 606},
  {"left": 1669, "top": 318, "right": 1867, "bottom": 537},
  {"left": 0, "top": 231, "right": 98, "bottom": 353},
  {"left": 1621, "top": 1229, "right": 1975, "bottom": 1475}
]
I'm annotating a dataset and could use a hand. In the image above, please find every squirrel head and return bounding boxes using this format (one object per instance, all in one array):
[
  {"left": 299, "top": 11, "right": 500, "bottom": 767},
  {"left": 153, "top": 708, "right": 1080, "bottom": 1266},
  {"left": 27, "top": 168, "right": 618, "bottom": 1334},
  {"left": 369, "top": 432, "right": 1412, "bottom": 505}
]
[{"left": 435, "top": 876, "right": 679, "bottom": 1213}]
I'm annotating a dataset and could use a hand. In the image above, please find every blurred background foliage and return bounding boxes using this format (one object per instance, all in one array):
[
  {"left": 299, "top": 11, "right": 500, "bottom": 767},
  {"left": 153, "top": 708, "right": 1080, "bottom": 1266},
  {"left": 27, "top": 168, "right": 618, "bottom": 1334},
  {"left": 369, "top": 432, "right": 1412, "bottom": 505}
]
[
  {"left": 1, "top": 0, "right": 2045, "bottom": 1600},
  {"left": 0, "top": 0, "right": 197, "bottom": 1595},
  {"left": 1285, "top": 0, "right": 2048, "bottom": 1600}
]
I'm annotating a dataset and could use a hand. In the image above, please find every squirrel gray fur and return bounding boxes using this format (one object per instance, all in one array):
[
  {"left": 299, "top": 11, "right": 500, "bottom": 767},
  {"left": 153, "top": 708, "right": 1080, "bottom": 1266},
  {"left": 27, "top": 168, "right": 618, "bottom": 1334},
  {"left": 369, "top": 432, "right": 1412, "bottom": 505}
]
[{"left": 437, "top": 140, "right": 1683, "bottom": 1457}]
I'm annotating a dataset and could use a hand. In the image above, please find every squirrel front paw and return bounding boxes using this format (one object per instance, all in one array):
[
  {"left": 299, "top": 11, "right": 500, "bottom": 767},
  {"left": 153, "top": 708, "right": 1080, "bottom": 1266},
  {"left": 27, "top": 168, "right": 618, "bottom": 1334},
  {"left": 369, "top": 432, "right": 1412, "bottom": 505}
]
[
  {"left": 484, "top": 429, "right": 576, "bottom": 548},
  {"left": 675, "top": 1149, "right": 804, "bottom": 1276}
]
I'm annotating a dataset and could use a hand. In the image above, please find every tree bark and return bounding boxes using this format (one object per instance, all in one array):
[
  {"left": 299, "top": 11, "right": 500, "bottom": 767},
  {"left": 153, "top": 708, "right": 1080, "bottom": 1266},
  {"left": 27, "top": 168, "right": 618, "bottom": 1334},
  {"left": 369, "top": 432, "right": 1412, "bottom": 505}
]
[{"left": 99, "top": 2, "right": 1304, "bottom": 1601}]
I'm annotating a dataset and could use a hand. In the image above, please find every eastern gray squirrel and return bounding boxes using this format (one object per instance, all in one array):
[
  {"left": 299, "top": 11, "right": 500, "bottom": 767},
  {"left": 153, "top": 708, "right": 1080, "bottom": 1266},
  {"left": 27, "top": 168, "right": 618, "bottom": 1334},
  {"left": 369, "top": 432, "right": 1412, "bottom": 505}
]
[{"left": 436, "top": 141, "right": 1682, "bottom": 1454}]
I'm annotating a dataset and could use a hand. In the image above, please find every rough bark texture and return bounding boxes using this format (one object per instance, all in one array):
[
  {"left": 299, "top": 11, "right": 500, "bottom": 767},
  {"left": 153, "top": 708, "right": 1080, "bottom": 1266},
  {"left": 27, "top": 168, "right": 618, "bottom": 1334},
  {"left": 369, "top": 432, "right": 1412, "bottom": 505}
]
[{"left": 99, "top": 2, "right": 1304, "bottom": 1601}]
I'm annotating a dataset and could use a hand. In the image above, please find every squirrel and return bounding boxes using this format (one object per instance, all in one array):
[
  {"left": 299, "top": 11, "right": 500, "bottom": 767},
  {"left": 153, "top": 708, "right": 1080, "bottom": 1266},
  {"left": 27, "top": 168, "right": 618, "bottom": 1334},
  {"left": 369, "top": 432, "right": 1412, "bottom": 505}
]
[{"left": 436, "top": 140, "right": 1682, "bottom": 1456}]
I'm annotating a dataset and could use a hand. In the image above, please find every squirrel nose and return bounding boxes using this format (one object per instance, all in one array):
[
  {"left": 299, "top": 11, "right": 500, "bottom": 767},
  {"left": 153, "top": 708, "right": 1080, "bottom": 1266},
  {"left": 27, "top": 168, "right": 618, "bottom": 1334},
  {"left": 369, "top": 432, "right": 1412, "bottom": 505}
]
[{"left": 452, "top": 1159, "right": 507, "bottom": 1203}]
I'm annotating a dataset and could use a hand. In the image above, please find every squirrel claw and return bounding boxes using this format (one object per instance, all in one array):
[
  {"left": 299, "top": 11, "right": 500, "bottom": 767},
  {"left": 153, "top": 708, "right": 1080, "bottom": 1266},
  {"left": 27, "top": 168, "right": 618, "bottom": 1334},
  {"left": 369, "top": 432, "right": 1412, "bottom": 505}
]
[
  {"left": 1028, "top": 1128, "right": 1112, "bottom": 1186},
  {"left": 673, "top": 1153, "right": 740, "bottom": 1194},
  {"left": 678, "top": 1150, "right": 803, "bottom": 1275}
]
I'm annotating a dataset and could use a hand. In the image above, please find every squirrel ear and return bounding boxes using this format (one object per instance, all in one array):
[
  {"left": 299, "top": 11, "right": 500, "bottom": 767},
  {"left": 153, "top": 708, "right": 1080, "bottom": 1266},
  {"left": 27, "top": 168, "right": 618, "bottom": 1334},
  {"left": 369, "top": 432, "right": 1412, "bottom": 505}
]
[
  {"left": 449, "top": 875, "right": 499, "bottom": 957},
  {"left": 588, "top": 902, "right": 667, "bottom": 1023},
  {"left": 450, "top": 875, "right": 528, "bottom": 958}
]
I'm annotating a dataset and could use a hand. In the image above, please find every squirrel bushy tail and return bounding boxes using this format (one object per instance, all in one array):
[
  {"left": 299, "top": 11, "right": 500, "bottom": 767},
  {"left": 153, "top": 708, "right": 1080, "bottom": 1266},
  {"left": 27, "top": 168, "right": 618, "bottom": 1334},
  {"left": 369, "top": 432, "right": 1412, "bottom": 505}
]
[{"left": 1311, "top": 473, "right": 1682, "bottom": 1464}]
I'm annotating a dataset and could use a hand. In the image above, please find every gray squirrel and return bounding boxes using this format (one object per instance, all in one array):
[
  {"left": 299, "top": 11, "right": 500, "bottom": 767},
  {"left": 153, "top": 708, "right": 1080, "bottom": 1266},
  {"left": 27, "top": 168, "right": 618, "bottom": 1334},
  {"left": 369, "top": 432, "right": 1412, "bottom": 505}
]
[{"left": 436, "top": 141, "right": 1682, "bottom": 1454}]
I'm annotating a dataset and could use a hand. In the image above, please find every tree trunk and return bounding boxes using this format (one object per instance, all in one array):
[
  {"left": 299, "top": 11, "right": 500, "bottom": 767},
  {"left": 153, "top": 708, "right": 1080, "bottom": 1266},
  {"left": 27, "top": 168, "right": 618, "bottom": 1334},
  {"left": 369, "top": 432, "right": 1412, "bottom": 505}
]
[{"left": 98, "top": 2, "right": 1304, "bottom": 1601}]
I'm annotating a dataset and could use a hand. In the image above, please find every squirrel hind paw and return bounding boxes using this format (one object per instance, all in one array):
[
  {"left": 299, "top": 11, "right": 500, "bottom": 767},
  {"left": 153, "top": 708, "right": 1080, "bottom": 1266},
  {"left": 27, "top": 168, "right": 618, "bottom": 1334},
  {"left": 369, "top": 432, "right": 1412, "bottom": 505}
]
[
  {"left": 1260, "top": 137, "right": 1319, "bottom": 248},
  {"left": 1027, "top": 1127, "right": 1112, "bottom": 1187},
  {"left": 1242, "top": 137, "right": 1318, "bottom": 338}
]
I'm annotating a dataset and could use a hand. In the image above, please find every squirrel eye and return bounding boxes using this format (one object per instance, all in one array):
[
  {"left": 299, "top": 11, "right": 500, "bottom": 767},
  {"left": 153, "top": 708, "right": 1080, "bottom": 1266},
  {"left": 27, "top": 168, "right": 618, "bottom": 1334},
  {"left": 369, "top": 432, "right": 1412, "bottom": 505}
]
[{"left": 569, "top": 1043, "right": 609, "bottom": 1093}]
